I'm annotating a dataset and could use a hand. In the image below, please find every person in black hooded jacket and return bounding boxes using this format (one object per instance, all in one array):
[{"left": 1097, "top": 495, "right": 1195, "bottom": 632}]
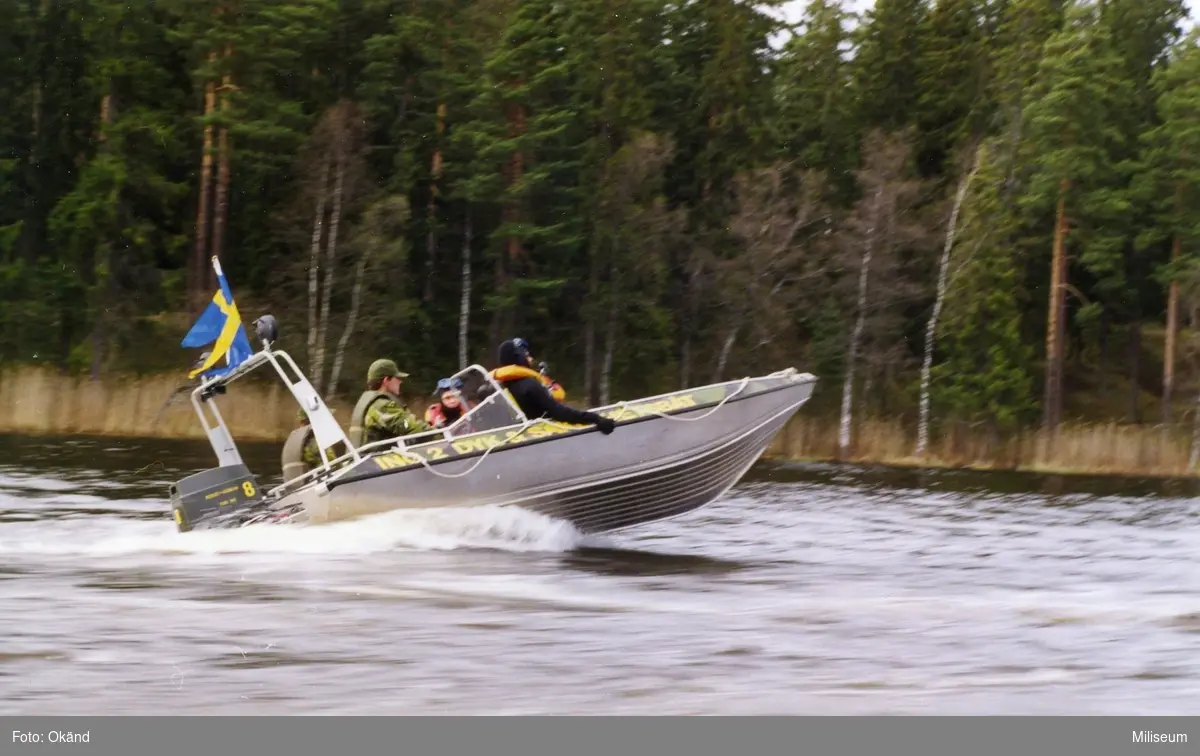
[{"left": 490, "top": 338, "right": 616, "bottom": 434}]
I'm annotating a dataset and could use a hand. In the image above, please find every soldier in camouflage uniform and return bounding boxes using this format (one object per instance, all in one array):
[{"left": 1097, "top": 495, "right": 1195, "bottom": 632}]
[
  {"left": 282, "top": 409, "right": 340, "bottom": 481},
  {"left": 348, "top": 358, "right": 431, "bottom": 448},
  {"left": 300, "top": 412, "right": 323, "bottom": 469}
]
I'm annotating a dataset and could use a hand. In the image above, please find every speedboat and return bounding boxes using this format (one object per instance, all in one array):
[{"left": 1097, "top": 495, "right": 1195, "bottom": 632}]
[{"left": 167, "top": 315, "right": 818, "bottom": 535}]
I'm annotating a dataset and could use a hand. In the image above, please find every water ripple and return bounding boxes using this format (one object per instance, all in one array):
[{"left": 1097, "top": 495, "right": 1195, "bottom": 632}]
[{"left": 0, "top": 435, "right": 1198, "bottom": 713}]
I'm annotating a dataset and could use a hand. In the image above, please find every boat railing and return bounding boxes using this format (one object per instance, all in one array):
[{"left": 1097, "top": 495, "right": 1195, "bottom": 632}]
[
  {"left": 347, "top": 371, "right": 528, "bottom": 458},
  {"left": 567, "top": 368, "right": 812, "bottom": 419},
  {"left": 190, "top": 342, "right": 360, "bottom": 477},
  {"left": 326, "top": 368, "right": 813, "bottom": 466},
  {"left": 256, "top": 363, "right": 528, "bottom": 499},
  {"left": 317, "top": 368, "right": 812, "bottom": 465}
]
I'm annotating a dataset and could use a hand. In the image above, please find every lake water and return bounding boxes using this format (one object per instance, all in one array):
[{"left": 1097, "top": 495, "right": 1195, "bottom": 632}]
[{"left": 0, "top": 433, "right": 1197, "bottom": 714}]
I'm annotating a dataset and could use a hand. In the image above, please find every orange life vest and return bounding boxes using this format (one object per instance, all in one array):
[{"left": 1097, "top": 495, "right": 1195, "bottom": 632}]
[{"left": 491, "top": 364, "right": 567, "bottom": 401}]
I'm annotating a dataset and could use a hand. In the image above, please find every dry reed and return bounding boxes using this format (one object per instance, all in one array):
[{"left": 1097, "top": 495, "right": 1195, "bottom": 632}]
[
  {"left": 766, "top": 415, "right": 1200, "bottom": 478},
  {"left": 0, "top": 366, "right": 362, "bottom": 442}
]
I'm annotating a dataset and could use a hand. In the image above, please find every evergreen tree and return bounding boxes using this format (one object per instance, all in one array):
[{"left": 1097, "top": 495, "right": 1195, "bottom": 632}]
[
  {"left": 776, "top": 0, "right": 857, "bottom": 202},
  {"left": 933, "top": 141, "right": 1036, "bottom": 435},
  {"left": 0, "top": 0, "right": 34, "bottom": 257},
  {"left": 659, "top": 0, "right": 785, "bottom": 386},
  {"left": 985, "top": 0, "right": 1064, "bottom": 178},
  {"left": 1098, "top": 0, "right": 1187, "bottom": 422},
  {"left": 172, "top": 0, "right": 339, "bottom": 293},
  {"left": 44, "top": 0, "right": 193, "bottom": 374},
  {"left": 0, "top": 0, "right": 1192, "bottom": 444},
  {"left": 1138, "top": 31, "right": 1200, "bottom": 422},
  {"left": 566, "top": 0, "right": 673, "bottom": 399},
  {"left": 1021, "top": 0, "right": 1136, "bottom": 430},
  {"left": 453, "top": 0, "right": 585, "bottom": 345},
  {"left": 851, "top": 0, "right": 930, "bottom": 134},
  {"left": 915, "top": 0, "right": 992, "bottom": 177}
]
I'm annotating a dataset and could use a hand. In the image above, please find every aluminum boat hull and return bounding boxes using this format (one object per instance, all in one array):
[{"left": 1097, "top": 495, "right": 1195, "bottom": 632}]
[{"left": 270, "top": 370, "right": 815, "bottom": 534}]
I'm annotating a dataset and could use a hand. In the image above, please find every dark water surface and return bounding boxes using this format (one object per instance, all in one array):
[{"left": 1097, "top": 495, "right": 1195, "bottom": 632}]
[{"left": 0, "top": 433, "right": 1197, "bottom": 714}]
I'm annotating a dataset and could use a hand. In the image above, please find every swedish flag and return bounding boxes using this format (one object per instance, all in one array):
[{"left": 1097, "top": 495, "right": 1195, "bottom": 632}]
[{"left": 182, "top": 256, "right": 255, "bottom": 379}]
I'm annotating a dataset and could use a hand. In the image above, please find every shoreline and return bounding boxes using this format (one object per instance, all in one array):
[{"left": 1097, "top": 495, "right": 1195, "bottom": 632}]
[
  {"left": 759, "top": 451, "right": 1200, "bottom": 483},
  {"left": 0, "top": 365, "right": 1196, "bottom": 481},
  {"left": 9, "top": 423, "right": 1197, "bottom": 483},
  {"left": 761, "top": 416, "right": 1200, "bottom": 481}
]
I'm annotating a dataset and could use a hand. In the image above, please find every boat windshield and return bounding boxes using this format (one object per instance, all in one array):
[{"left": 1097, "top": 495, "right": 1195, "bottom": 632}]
[{"left": 440, "top": 365, "right": 524, "bottom": 435}]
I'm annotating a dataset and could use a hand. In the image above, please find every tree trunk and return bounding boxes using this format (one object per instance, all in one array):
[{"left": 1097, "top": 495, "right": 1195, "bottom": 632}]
[
  {"left": 314, "top": 126, "right": 346, "bottom": 395},
  {"left": 680, "top": 333, "right": 691, "bottom": 390},
  {"left": 307, "top": 151, "right": 332, "bottom": 374},
  {"left": 1191, "top": 388, "right": 1200, "bottom": 471},
  {"left": 714, "top": 324, "right": 740, "bottom": 383},
  {"left": 679, "top": 264, "right": 702, "bottom": 389},
  {"left": 840, "top": 188, "right": 882, "bottom": 457},
  {"left": 583, "top": 238, "right": 601, "bottom": 404},
  {"left": 600, "top": 273, "right": 619, "bottom": 406},
  {"left": 1127, "top": 322, "right": 1141, "bottom": 424},
  {"left": 490, "top": 240, "right": 507, "bottom": 350},
  {"left": 210, "top": 54, "right": 232, "bottom": 292},
  {"left": 1164, "top": 233, "right": 1181, "bottom": 426},
  {"left": 328, "top": 242, "right": 371, "bottom": 402},
  {"left": 90, "top": 91, "right": 114, "bottom": 381},
  {"left": 863, "top": 373, "right": 874, "bottom": 420},
  {"left": 423, "top": 102, "right": 446, "bottom": 303},
  {"left": 493, "top": 96, "right": 525, "bottom": 342},
  {"left": 458, "top": 210, "right": 472, "bottom": 369},
  {"left": 503, "top": 100, "right": 525, "bottom": 263},
  {"left": 917, "top": 151, "right": 978, "bottom": 456},
  {"left": 1042, "top": 179, "right": 1069, "bottom": 434},
  {"left": 192, "top": 54, "right": 216, "bottom": 312},
  {"left": 1098, "top": 309, "right": 1110, "bottom": 372}
]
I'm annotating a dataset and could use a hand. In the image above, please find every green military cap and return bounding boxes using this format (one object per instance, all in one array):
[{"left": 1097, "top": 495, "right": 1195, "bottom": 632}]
[{"left": 368, "top": 358, "right": 409, "bottom": 381}]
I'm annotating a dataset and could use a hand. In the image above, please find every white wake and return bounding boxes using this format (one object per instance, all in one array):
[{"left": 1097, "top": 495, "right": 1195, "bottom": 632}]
[{"left": 0, "top": 503, "right": 588, "bottom": 562}]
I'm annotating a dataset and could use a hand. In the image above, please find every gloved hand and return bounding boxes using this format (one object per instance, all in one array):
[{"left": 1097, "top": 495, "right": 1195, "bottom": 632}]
[{"left": 595, "top": 417, "right": 616, "bottom": 435}]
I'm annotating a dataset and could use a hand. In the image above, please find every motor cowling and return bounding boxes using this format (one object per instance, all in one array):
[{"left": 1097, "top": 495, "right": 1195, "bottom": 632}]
[{"left": 168, "top": 464, "right": 266, "bottom": 532}]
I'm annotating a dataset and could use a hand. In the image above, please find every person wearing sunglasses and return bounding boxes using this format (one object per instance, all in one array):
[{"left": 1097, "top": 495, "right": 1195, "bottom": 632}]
[
  {"left": 425, "top": 376, "right": 469, "bottom": 429},
  {"left": 490, "top": 338, "right": 616, "bottom": 435}
]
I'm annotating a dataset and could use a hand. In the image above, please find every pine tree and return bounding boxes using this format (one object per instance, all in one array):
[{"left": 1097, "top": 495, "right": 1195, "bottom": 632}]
[
  {"left": 659, "top": 0, "right": 785, "bottom": 386},
  {"left": 0, "top": 0, "right": 34, "bottom": 257},
  {"left": 566, "top": 0, "right": 672, "bottom": 400},
  {"left": 1139, "top": 31, "right": 1200, "bottom": 423},
  {"left": 173, "top": 0, "right": 339, "bottom": 294},
  {"left": 1022, "top": 0, "right": 1135, "bottom": 432},
  {"left": 851, "top": 0, "right": 930, "bottom": 134},
  {"left": 453, "top": 0, "right": 585, "bottom": 344},
  {"left": 776, "top": 0, "right": 857, "bottom": 202},
  {"left": 985, "top": 0, "right": 1065, "bottom": 181},
  {"left": 1098, "top": 0, "right": 1187, "bottom": 423},
  {"left": 47, "top": 0, "right": 194, "bottom": 375},
  {"left": 915, "top": 0, "right": 992, "bottom": 177}
]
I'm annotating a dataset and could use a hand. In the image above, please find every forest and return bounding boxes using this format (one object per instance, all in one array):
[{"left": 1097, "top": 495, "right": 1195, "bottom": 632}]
[{"left": 1, "top": 0, "right": 1199, "bottom": 459}]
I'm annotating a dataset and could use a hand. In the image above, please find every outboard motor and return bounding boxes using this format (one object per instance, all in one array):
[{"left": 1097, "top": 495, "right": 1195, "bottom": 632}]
[{"left": 168, "top": 464, "right": 266, "bottom": 532}]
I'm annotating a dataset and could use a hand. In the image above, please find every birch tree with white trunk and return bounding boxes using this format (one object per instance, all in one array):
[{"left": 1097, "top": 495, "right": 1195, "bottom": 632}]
[
  {"left": 327, "top": 195, "right": 411, "bottom": 397},
  {"left": 307, "top": 153, "right": 331, "bottom": 374},
  {"left": 291, "top": 101, "right": 370, "bottom": 398},
  {"left": 834, "top": 130, "right": 933, "bottom": 457},
  {"left": 916, "top": 144, "right": 981, "bottom": 457},
  {"left": 458, "top": 212, "right": 472, "bottom": 369}
]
